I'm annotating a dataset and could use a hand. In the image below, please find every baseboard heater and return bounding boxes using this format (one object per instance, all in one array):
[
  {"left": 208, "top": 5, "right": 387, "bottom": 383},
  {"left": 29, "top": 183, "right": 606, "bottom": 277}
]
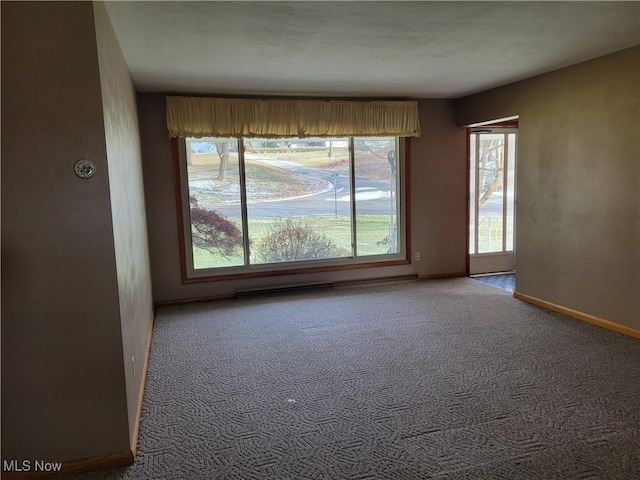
[
  {"left": 237, "top": 282, "right": 335, "bottom": 298},
  {"left": 236, "top": 274, "right": 418, "bottom": 299}
]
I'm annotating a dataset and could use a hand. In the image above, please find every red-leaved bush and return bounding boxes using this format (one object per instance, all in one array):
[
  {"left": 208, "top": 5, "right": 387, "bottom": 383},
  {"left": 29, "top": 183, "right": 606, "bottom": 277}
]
[{"left": 190, "top": 196, "right": 243, "bottom": 258}]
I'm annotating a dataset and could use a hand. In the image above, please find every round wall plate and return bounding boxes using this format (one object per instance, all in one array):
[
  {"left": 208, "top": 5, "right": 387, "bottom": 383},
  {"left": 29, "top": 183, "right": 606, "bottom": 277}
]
[{"left": 74, "top": 160, "right": 96, "bottom": 179}]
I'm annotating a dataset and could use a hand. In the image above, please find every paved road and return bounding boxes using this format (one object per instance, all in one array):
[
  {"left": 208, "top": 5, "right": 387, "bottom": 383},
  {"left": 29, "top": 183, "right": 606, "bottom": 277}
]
[
  {"left": 214, "top": 157, "right": 398, "bottom": 218},
  {"left": 477, "top": 192, "right": 512, "bottom": 219},
  {"left": 206, "top": 156, "right": 510, "bottom": 219}
]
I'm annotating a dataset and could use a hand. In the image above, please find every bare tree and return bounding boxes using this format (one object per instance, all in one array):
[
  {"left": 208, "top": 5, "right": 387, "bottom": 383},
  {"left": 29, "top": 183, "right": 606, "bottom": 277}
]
[
  {"left": 478, "top": 139, "right": 504, "bottom": 205},
  {"left": 215, "top": 141, "right": 229, "bottom": 181},
  {"left": 255, "top": 218, "right": 349, "bottom": 262},
  {"left": 186, "top": 141, "right": 194, "bottom": 166}
]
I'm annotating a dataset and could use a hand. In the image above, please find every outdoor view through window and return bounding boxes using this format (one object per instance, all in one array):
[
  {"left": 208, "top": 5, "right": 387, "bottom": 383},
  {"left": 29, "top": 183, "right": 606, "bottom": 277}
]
[{"left": 184, "top": 137, "right": 403, "bottom": 274}]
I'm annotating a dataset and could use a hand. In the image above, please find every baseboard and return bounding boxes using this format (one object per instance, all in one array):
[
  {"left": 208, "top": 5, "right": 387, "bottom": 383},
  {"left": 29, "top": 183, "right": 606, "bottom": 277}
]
[
  {"left": 157, "top": 275, "right": 421, "bottom": 306},
  {"left": 1, "top": 451, "right": 134, "bottom": 479},
  {"left": 418, "top": 271, "right": 467, "bottom": 280},
  {"left": 131, "top": 318, "right": 154, "bottom": 455},
  {"left": 237, "top": 281, "right": 334, "bottom": 298},
  {"left": 513, "top": 291, "right": 640, "bottom": 339},
  {"left": 2, "top": 318, "right": 155, "bottom": 479}
]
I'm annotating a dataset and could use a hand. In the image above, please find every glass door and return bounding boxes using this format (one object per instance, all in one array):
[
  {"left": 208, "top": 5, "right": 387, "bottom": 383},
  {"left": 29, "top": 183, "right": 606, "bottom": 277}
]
[{"left": 469, "top": 128, "right": 516, "bottom": 274}]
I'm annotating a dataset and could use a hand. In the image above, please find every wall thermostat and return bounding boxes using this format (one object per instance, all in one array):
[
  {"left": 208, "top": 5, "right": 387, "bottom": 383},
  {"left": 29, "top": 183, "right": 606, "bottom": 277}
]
[{"left": 74, "top": 160, "right": 96, "bottom": 179}]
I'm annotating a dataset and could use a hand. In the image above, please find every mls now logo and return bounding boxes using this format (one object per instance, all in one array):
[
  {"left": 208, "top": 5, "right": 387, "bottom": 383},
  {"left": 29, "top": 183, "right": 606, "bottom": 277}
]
[{"left": 3, "top": 459, "right": 63, "bottom": 472}]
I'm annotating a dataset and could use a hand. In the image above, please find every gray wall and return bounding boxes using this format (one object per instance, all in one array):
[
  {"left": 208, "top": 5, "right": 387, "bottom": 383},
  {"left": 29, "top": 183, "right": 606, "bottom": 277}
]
[
  {"left": 456, "top": 46, "right": 640, "bottom": 330},
  {"left": 1, "top": 0, "right": 153, "bottom": 462},
  {"left": 138, "top": 95, "right": 467, "bottom": 302},
  {"left": 94, "top": 1, "right": 154, "bottom": 445}
]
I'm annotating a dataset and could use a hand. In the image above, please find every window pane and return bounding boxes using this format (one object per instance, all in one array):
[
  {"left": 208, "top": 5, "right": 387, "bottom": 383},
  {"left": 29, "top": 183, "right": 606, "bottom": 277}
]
[
  {"left": 244, "top": 138, "right": 353, "bottom": 264},
  {"left": 469, "top": 134, "right": 476, "bottom": 255},
  {"left": 506, "top": 133, "right": 516, "bottom": 251},
  {"left": 477, "top": 134, "right": 504, "bottom": 253},
  {"left": 186, "top": 138, "right": 245, "bottom": 269},
  {"left": 353, "top": 137, "right": 400, "bottom": 256}
]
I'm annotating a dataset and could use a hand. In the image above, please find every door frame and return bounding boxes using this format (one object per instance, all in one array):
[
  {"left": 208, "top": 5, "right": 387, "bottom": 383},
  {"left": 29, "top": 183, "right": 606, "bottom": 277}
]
[{"left": 467, "top": 119, "right": 518, "bottom": 276}]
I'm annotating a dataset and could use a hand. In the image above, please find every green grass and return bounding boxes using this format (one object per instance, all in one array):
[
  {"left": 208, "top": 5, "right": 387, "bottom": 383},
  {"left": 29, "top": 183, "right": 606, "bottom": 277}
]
[
  {"left": 475, "top": 217, "right": 514, "bottom": 253},
  {"left": 192, "top": 214, "right": 396, "bottom": 269}
]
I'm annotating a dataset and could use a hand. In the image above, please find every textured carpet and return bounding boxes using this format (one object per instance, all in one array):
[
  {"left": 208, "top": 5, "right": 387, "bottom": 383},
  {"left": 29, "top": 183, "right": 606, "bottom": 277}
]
[{"left": 73, "top": 278, "right": 640, "bottom": 480}]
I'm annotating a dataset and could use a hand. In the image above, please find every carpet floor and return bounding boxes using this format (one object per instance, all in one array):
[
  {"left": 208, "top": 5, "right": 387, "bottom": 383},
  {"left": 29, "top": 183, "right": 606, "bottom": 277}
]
[{"left": 72, "top": 278, "right": 640, "bottom": 479}]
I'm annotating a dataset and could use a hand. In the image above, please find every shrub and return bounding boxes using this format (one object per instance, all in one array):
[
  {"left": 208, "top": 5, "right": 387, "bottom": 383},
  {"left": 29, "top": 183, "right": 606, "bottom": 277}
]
[
  {"left": 190, "top": 196, "right": 243, "bottom": 258},
  {"left": 255, "top": 218, "right": 349, "bottom": 263}
]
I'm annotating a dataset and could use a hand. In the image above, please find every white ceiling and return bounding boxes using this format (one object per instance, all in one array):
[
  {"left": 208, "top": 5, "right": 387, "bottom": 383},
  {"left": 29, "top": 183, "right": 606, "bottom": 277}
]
[{"left": 104, "top": 1, "right": 640, "bottom": 99}]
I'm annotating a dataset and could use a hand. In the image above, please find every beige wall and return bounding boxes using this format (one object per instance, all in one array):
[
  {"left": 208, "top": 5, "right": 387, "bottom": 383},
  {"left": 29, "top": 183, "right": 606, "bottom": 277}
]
[
  {"left": 1, "top": 1, "right": 129, "bottom": 460},
  {"left": 94, "top": 2, "right": 154, "bottom": 446},
  {"left": 1, "top": 0, "right": 153, "bottom": 463},
  {"left": 138, "top": 95, "right": 467, "bottom": 302},
  {"left": 456, "top": 46, "right": 640, "bottom": 330},
  {"left": 413, "top": 100, "right": 468, "bottom": 276}
]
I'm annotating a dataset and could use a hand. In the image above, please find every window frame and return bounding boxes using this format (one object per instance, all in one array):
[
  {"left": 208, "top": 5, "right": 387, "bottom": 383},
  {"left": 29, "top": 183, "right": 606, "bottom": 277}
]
[{"left": 173, "top": 137, "right": 411, "bottom": 283}]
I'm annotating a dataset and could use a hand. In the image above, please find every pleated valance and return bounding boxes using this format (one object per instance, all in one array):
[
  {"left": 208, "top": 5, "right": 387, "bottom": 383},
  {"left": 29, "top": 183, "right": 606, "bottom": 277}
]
[{"left": 166, "top": 96, "right": 421, "bottom": 138}]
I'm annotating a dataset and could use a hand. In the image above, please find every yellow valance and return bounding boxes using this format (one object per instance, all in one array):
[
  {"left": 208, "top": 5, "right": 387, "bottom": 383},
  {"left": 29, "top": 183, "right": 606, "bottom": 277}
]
[{"left": 166, "top": 96, "right": 421, "bottom": 138}]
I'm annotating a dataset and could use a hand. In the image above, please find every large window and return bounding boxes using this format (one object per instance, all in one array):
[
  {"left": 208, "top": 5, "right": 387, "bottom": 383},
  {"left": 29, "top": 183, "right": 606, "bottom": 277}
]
[{"left": 178, "top": 136, "right": 407, "bottom": 279}]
